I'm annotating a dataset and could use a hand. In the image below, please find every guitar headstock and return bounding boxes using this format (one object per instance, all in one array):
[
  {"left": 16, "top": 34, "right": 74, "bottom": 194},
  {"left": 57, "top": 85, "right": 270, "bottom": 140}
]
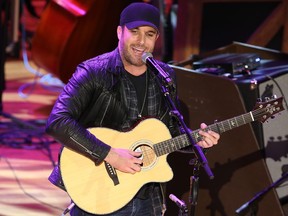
[{"left": 253, "top": 96, "right": 284, "bottom": 123}]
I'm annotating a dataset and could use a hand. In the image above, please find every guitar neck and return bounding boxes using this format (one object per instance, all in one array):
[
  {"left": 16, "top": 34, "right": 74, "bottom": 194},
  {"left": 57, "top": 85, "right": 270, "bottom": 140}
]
[
  {"left": 154, "top": 111, "right": 255, "bottom": 157},
  {"left": 153, "top": 96, "right": 284, "bottom": 157}
]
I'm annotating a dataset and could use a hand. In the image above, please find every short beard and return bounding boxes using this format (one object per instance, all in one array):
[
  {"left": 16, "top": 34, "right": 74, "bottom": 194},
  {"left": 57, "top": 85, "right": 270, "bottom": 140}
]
[{"left": 119, "top": 41, "right": 144, "bottom": 67}]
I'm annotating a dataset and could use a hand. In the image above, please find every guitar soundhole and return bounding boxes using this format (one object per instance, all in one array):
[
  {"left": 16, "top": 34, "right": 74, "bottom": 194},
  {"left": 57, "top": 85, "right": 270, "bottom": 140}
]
[{"left": 133, "top": 144, "right": 157, "bottom": 170}]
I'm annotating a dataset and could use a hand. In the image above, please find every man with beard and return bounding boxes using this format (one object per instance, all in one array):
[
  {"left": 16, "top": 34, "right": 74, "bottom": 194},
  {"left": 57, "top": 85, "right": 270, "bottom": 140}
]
[{"left": 46, "top": 2, "right": 220, "bottom": 216}]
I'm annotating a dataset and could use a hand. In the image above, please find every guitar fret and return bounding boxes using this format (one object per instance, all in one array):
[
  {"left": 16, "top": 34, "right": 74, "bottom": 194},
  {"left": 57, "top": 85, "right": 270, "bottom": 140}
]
[
  {"left": 241, "top": 114, "right": 245, "bottom": 126},
  {"left": 155, "top": 142, "right": 164, "bottom": 156},
  {"left": 181, "top": 134, "right": 194, "bottom": 147},
  {"left": 214, "top": 122, "right": 224, "bottom": 133},
  {"left": 166, "top": 140, "right": 173, "bottom": 153},
  {"left": 231, "top": 117, "right": 238, "bottom": 128},
  {"left": 173, "top": 137, "right": 180, "bottom": 150},
  {"left": 209, "top": 125, "right": 215, "bottom": 133},
  {"left": 227, "top": 118, "right": 232, "bottom": 129},
  {"left": 220, "top": 121, "right": 226, "bottom": 132},
  {"left": 193, "top": 130, "right": 201, "bottom": 143},
  {"left": 242, "top": 113, "right": 249, "bottom": 126}
]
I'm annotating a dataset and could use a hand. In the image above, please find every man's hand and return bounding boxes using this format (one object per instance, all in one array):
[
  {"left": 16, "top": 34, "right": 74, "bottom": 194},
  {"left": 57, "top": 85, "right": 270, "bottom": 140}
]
[
  {"left": 197, "top": 123, "right": 220, "bottom": 148},
  {"left": 104, "top": 148, "right": 142, "bottom": 174}
]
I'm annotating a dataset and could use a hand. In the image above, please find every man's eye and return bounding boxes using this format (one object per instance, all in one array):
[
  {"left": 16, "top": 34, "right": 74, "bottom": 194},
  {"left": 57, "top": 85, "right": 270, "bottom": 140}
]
[{"left": 147, "top": 33, "right": 156, "bottom": 37}]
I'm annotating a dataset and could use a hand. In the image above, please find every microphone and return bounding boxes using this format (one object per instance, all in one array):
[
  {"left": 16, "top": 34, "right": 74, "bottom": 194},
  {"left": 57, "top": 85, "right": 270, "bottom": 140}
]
[
  {"left": 235, "top": 201, "right": 251, "bottom": 216},
  {"left": 61, "top": 202, "right": 75, "bottom": 216},
  {"left": 142, "top": 52, "right": 173, "bottom": 86},
  {"left": 169, "top": 194, "right": 187, "bottom": 209}
]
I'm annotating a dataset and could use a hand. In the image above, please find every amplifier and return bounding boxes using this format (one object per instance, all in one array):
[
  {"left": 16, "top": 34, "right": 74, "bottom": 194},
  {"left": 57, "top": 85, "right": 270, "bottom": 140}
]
[
  {"left": 166, "top": 65, "right": 285, "bottom": 216},
  {"left": 193, "top": 53, "right": 261, "bottom": 75}
]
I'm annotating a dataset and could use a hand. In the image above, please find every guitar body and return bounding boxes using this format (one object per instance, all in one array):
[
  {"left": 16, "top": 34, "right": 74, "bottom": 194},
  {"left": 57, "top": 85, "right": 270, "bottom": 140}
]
[
  {"left": 60, "top": 118, "right": 174, "bottom": 214},
  {"left": 59, "top": 97, "right": 284, "bottom": 214}
]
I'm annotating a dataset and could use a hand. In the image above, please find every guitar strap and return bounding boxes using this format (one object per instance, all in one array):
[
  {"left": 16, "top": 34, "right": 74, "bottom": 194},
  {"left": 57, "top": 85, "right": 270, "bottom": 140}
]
[{"left": 104, "top": 162, "right": 119, "bottom": 185}]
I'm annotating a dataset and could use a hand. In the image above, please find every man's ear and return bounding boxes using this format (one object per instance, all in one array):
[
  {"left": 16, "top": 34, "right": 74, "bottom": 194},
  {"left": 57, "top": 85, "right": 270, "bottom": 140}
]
[
  {"left": 156, "top": 33, "right": 159, "bottom": 41},
  {"left": 117, "top": 26, "right": 122, "bottom": 40}
]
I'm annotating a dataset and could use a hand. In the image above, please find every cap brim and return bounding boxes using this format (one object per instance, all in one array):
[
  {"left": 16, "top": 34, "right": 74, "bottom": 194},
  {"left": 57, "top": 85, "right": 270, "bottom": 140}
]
[{"left": 125, "top": 21, "right": 159, "bottom": 32}]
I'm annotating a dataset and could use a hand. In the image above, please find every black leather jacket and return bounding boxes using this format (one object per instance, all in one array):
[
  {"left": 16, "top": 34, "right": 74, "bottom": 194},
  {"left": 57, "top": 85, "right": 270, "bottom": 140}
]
[
  {"left": 46, "top": 48, "right": 181, "bottom": 214},
  {"left": 46, "top": 47, "right": 179, "bottom": 164}
]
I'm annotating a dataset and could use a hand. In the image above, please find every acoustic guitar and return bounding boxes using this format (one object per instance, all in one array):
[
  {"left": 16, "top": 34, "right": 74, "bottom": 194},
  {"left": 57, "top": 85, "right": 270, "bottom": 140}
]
[{"left": 60, "top": 96, "right": 284, "bottom": 214}]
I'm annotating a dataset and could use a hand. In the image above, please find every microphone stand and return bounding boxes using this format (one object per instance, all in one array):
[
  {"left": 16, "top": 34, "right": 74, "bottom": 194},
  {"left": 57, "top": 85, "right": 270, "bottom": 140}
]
[
  {"left": 150, "top": 67, "right": 214, "bottom": 216},
  {"left": 235, "top": 171, "right": 288, "bottom": 216},
  {"left": 188, "top": 158, "right": 201, "bottom": 216},
  {"left": 169, "top": 194, "right": 189, "bottom": 216}
]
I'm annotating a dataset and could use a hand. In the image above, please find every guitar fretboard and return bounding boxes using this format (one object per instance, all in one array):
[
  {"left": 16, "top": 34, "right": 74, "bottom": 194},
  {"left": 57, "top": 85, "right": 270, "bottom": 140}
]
[
  {"left": 153, "top": 96, "right": 284, "bottom": 157},
  {"left": 154, "top": 112, "right": 254, "bottom": 157}
]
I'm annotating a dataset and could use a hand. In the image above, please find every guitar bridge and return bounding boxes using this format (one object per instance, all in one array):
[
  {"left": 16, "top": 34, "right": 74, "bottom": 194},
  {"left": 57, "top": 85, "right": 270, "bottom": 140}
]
[{"left": 105, "top": 162, "right": 119, "bottom": 185}]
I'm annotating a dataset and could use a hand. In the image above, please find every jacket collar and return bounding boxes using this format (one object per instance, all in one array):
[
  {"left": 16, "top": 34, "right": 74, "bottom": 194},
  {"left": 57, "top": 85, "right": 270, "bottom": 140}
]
[{"left": 106, "top": 48, "right": 124, "bottom": 75}]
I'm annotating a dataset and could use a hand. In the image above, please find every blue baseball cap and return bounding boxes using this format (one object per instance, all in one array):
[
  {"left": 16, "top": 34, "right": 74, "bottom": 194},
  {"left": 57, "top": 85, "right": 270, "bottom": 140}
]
[{"left": 120, "top": 3, "right": 160, "bottom": 32}]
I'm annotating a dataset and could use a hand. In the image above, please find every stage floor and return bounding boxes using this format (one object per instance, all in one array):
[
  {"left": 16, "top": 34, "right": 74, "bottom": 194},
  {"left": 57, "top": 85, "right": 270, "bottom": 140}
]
[{"left": 1, "top": 60, "right": 70, "bottom": 216}]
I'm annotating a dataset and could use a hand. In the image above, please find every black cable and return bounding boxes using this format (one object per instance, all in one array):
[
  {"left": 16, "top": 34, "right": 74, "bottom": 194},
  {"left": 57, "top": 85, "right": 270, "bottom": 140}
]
[{"left": 0, "top": 116, "right": 57, "bottom": 166}]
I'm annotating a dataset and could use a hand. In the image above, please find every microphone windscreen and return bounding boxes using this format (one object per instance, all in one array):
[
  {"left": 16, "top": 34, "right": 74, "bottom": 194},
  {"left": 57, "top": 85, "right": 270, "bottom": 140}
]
[{"left": 142, "top": 52, "right": 153, "bottom": 63}]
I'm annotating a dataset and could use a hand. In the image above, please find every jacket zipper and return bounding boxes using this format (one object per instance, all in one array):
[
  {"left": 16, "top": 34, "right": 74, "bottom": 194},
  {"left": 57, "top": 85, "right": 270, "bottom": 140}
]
[
  {"left": 70, "top": 136, "right": 100, "bottom": 158},
  {"left": 99, "top": 94, "right": 112, "bottom": 126}
]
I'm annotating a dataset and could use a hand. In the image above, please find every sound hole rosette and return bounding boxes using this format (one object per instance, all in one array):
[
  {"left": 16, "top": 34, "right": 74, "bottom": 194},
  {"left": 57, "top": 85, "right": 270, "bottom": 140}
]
[{"left": 131, "top": 140, "right": 157, "bottom": 171}]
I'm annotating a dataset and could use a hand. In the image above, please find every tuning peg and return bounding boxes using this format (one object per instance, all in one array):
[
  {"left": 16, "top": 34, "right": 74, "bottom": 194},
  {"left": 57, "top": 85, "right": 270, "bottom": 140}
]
[
  {"left": 250, "top": 79, "right": 257, "bottom": 90},
  {"left": 265, "top": 97, "right": 271, "bottom": 102},
  {"left": 256, "top": 98, "right": 262, "bottom": 102}
]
